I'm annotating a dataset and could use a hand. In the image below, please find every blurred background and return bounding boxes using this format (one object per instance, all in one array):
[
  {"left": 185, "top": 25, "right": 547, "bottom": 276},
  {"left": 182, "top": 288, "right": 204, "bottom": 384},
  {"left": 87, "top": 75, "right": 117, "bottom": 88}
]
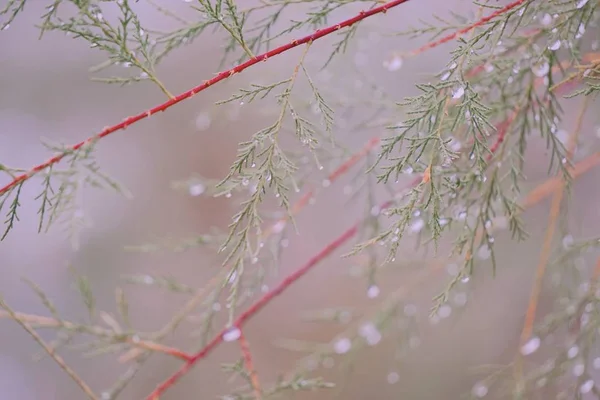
[{"left": 1, "top": 1, "right": 600, "bottom": 399}]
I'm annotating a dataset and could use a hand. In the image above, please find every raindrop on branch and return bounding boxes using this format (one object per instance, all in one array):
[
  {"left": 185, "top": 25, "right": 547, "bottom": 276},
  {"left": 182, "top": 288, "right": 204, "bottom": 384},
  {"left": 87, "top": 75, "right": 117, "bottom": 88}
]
[
  {"left": 520, "top": 336, "right": 540, "bottom": 355},
  {"left": 334, "top": 338, "right": 351, "bottom": 354},
  {"left": 222, "top": 327, "right": 241, "bottom": 342},
  {"left": 387, "top": 372, "right": 400, "bottom": 384},
  {"left": 367, "top": 285, "right": 380, "bottom": 299},
  {"left": 471, "top": 382, "right": 488, "bottom": 398},
  {"left": 383, "top": 55, "right": 403, "bottom": 72}
]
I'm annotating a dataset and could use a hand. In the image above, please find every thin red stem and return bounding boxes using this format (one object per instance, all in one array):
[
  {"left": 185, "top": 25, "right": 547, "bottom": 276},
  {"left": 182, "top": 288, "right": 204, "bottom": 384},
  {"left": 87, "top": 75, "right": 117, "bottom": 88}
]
[
  {"left": 408, "top": 0, "right": 529, "bottom": 56},
  {"left": 0, "top": 0, "right": 411, "bottom": 198},
  {"left": 145, "top": 221, "right": 359, "bottom": 399},
  {"left": 239, "top": 330, "right": 262, "bottom": 399}
]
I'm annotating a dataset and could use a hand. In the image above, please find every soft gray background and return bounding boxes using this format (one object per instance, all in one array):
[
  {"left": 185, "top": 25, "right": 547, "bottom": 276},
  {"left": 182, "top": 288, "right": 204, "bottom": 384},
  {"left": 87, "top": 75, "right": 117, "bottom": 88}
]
[{"left": 1, "top": 1, "right": 599, "bottom": 399}]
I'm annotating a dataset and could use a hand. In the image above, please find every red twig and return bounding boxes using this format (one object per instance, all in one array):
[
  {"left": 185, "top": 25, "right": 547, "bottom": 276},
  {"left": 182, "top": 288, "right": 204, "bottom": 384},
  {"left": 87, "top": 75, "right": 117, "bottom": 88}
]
[
  {"left": 146, "top": 221, "right": 360, "bottom": 399},
  {"left": 238, "top": 330, "right": 262, "bottom": 399},
  {"left": 407, "top": 0, "right": 529, "bottom": 56},
  {"left": 0, "top": 0, "right": 411, "bottom": 198}
]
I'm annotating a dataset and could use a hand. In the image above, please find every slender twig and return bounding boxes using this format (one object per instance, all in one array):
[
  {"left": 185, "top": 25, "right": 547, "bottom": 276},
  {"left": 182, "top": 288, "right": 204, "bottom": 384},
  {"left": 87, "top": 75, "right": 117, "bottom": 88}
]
[
  {"left": 0, "top": 0, "right": 412, "bottom": 198},
  {"left": 0, "top": 297, "right": 99, "bottom": 400},
  {"left": 406, "top": 0, "right": 529, "bottom": 57},
  {"left": 0, "top": 309, "right": 192, "bottom": 361},
  {"left": 514, "top": 95, "right": 591, "bottom": 386},
  {"left": 239, "top": 330, "right": 263, "bottom": 399},
  {"left": 144, "top": 145, "right": 600, "bottom": 399},
  {"left": 117, "top": 134, "right": 382, "bottom": 364}
]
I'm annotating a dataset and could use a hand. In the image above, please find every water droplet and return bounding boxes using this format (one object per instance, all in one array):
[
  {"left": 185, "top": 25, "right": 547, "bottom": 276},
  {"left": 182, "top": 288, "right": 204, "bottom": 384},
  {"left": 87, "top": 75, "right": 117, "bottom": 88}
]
[
  {"left": 573, "top": 362, "right": 585, "bottom": 376},
  {"left": 334, "top": 337, "right": 351, "bottom": 354},
  {"left": 367, "top": 285, "right": 380, "bottom": 299},
  {"left": 371, "top": 206, "right": 381, "bottom": 217},
  {"left": 410, "top": 218, "right": 425, "bottom": 233},
  {"left": 384, "top": 55, "right": 403, "bottom": 72},
  {"left": 440, "top": 71, "right": 451, "bottom": 81},
  {"left": 387, "top": 372, "right": 400, "bottom": 384},
  {"left": 225, "top": 192, "right": 232, "bottom": 198},
  {"left": 593, "top": 357, "right": 600, "bottom": 369},
  {"left": 477, "top": 245, "right": 491, "bottom": 260},
  {"left": 548, "top": 40, "right": 561, "bottom": 51},
  {"left": 438, "top": 304, "right": 452, "bottom": 318},
  {"left": 472, "top": 382, "right": 488, "bottom": 398},
  {"left": 131, "top": 334, "right": 140, "bottom": 343},
  {"left": 541, "top": 13, "right": 552, "bottom": 26},
  {"left": 272, "top": 220, "right": 286, "bottom": 234},
  {"left": 520, "top": 336, "right": 540, "bottom": 355},
  {"left": 562, "top": 234, "right": 574, "bottom": 249},
  {"left": 222, "top": 327, "right": 241, "bottom": 342},
  {"left": 359, "top": 323, "right": 381, "bottom": 346},
  {"left": 452, "top": 85, "right": 465, "bottom": 99},
  {"left": 101, "top": 392, "right": 111, "bottom": 400},
  {"left": 453, "top": 292, "right": 468, "bottom": 307},
  {"left": 212, "top": 302, "right": 221, "bottom": 311},
  {"left": 580, "top": 379, "right": 595, "bottom": 394},
  {"left": 532, "top": 61, "right": 549, "bottom": 77},
  {"left": 143, "top": 275, "right": 154, "bottom": 285},
  {"left": 322, "top": 179, "right": 331, "bottom": 188},
  {"left": 568, "top": 345, "right": 579, "bottom": 359},
  {"left": 577, "top": 0, "right": 589, "bottom": 8},
  {"left": 189, "top": 183, "right": 205, "bottom": 197}
]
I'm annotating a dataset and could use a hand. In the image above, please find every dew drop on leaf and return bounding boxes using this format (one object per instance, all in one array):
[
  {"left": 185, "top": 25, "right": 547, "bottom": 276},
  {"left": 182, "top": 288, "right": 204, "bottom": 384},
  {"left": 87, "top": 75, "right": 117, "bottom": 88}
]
[
  {"left": 387, "top": 372, "right": 399, "bottom": 384},
  {"left": 410, "top": 218, "right": 424, "bottom": 233},
  {"left": 477, "top": 245, "right": 491, "bottom": 260},
  {"left": 383, "top": 55, "right": 403, "bottom": 71},
  {"left": 222, "top": 327, "right": 241, "bottom": 342},
  {"left": 438, "top": 304, "right": 452, "bottom": 318},
  {"left": 576, "top": 0, "right": 589, "bottom": 8},
  {"left": 334, "top": 337, "right": 351, "bottom": 354},
  {"left": 548, "top": 40, "right": 561, "bottom": 51},
  {"left": 189, "top": 183, "right": 205, "bottom": 197},
  {"left": 367, "top": 285, "right": 380, "bottom": 299},
  {"left": 562, "top": 234, "right": 574, "bottom": 249},
  {"left": 567, "top": 345, "right": 579, "bottom": 359},
  {"left": 541, "top": 13, "right": 552, "bottom": 26},
  {"left": 451, "top": 85, "right": 465, "bottom": 99},
  {"left": 471, "top": 382, "right": 488, "bottom": 398},
  {"left": 580, "top": 379, "right": 595, "bottom": 394},
  {"left": 573, "top": 362, "right": 585, "bottom": 377},
  {"left": 520, "top": 336, "right": 540, "bottom": 355},
  {"left": 532, "top": 61, "right": 549, "bottom": 77}
]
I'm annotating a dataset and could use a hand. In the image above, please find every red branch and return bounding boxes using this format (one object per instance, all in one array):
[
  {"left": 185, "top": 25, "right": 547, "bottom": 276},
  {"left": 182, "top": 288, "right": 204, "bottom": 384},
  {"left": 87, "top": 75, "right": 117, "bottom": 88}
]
[
  {"left": 408, "top": 0, "right": 528, "bottom": 56},
  {"left": 146, "top": 221, "right": 360, "bottom": 399},
  {"left": 0, "top": 0, "right": 412, "bottom": 197},
  {"left": 239, "top": 331, "right": 262, "bottom": 399}
]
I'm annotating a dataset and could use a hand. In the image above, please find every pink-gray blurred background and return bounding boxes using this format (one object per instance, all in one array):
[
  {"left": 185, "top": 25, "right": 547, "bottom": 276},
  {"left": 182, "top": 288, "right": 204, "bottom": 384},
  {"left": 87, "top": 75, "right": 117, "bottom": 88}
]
[{"left": 1, "top": 1, "right": 600, "bottom": 399}]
